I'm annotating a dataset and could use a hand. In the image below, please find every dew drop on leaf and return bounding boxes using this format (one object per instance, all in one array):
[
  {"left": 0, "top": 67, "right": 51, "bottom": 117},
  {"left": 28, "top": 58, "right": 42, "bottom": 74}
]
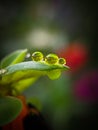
[
  {"left": 58, "top": 58, "right": 66, "bottom": 65},
  {"left": 45, "top": 53, "right": 59, "bottom": 64},
  {"left": 31, "top": 51, "right": 44, "bottom": 61}
]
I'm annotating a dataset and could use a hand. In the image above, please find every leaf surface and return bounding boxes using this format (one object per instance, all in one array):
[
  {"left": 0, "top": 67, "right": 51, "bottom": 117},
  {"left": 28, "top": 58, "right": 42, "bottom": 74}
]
[{"left": 0, "top": 96, "right": 22, "bottom": 126}]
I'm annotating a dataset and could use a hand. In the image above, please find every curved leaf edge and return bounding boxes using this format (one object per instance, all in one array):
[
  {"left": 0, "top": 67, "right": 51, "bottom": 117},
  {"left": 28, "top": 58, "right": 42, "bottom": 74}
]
[
  {"left": 0, "top": 49, "right": 28, "bottom": 69},
  {"left": 0, "top": 96, "right": 23, "bottom": 126}
]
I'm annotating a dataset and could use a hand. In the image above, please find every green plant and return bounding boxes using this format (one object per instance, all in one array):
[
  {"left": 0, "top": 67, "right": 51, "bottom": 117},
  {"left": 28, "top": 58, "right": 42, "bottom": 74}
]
[{"left": 0, "top": 49, "right": 69, "bottom": 126}]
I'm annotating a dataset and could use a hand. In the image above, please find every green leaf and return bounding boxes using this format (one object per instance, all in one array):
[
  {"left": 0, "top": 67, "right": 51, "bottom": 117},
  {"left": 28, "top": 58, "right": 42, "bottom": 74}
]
[
  {"left": 5, "top": 61, "right": 69, "bottom": 74},
  {"left": 12, "top": 77, "right": 38, "bottom": 94},
  {"left": 0, "top": 61, "right": 69, "bottom": 94},
  {"left": 0, "top": 96, "right": 22, "bottom": 126},
  {"left": 0, "top": 49, "right": 28, "bottom": 68}
]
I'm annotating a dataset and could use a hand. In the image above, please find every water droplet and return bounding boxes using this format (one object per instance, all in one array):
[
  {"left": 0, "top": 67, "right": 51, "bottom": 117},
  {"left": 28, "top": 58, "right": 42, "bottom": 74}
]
[
  {"left": 32, "top": 51, "right": 44, "bottom": 61},
  {"left": 58, "top": 58, "right": 66, "bottom": 65},
  {"left": 45, "top": 54, "right": 58, "bottom": 64}
]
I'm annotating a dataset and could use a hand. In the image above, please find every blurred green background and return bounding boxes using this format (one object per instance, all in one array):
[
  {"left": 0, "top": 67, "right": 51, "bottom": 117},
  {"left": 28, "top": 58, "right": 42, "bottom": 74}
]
[{"left": 0, "top": 0, "right": 97, "bottom": 130}]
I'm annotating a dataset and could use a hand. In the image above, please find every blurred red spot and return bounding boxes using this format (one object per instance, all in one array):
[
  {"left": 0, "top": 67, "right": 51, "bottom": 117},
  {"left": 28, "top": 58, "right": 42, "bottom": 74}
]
[{"left": 57, "top": 42, "right": 89, "bottom": 72}]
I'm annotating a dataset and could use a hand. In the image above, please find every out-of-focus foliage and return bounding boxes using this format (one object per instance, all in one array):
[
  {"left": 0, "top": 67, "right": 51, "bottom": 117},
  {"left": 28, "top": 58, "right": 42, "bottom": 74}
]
[
  {"left": 0, "top": 96, "right": 22, "bottom": 126},
  {"left": 1, "top": 49, "right": 28, "bottom": 68}
]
